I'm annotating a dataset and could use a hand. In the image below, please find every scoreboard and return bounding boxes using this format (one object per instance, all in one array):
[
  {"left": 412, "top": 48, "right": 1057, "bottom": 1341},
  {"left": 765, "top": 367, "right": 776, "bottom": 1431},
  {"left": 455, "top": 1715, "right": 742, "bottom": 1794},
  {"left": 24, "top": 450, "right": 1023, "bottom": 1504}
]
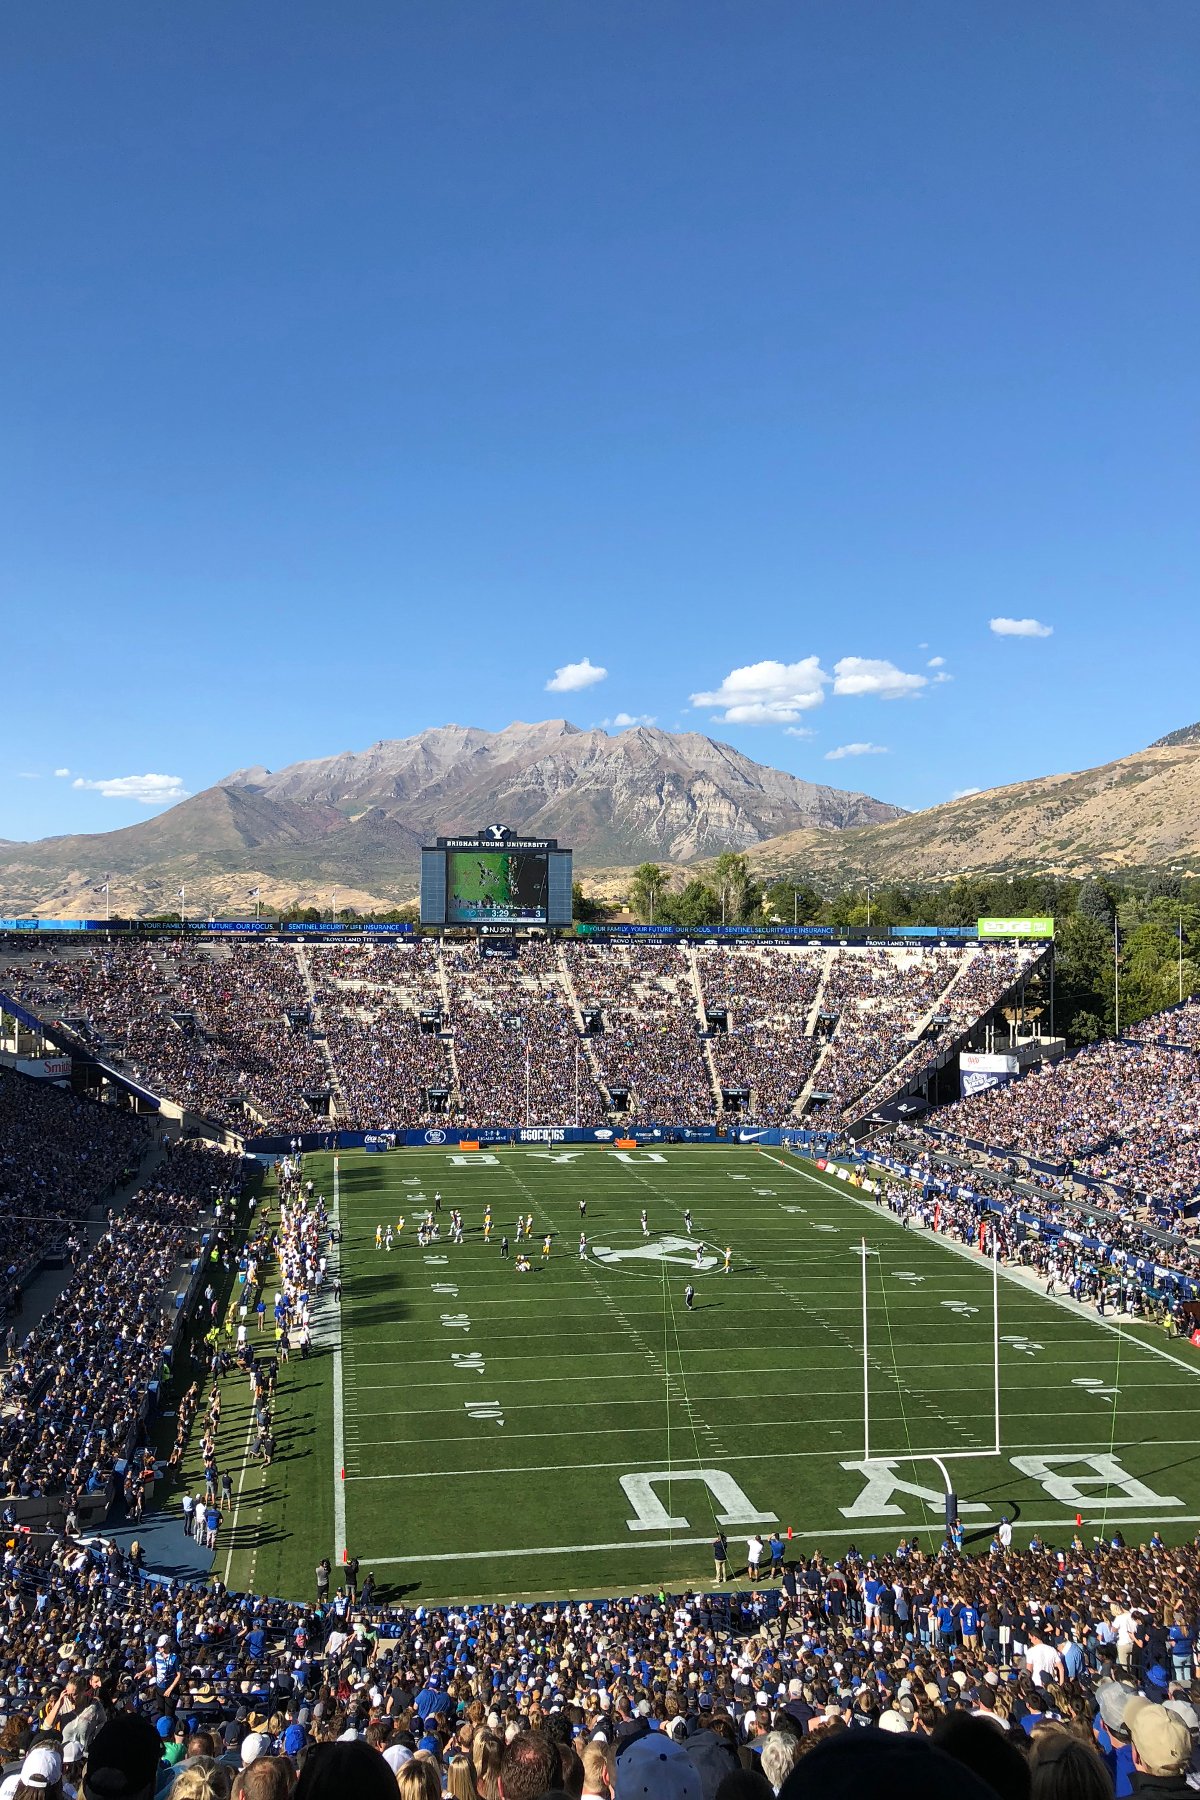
[{"left": 420, "top": 828, "right": 573, "bottom": 928}]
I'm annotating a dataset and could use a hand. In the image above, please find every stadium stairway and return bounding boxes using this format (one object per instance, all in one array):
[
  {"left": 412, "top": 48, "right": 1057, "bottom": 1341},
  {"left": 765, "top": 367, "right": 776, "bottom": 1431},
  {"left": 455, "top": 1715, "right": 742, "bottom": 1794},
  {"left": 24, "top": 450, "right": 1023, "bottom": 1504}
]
[
  {"left": 804, "top": 948, "right": 836, "bottom": 1035},
  {"left": 295, "top": 943, "right": 348, "bottom": 1120},
  {"left": 686, "top": 947, "right": 726, "bottom": 1115}
]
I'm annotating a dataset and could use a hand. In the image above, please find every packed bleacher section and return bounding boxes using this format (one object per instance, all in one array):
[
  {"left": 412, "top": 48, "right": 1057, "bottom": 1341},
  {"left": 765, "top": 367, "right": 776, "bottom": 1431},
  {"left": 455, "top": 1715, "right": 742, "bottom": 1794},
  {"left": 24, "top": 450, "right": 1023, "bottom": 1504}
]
[
  {"left": 694, "top": 945, "right": 823, "bottom": 1119},
  {"left": 445, "top": 940, "right": 607, "bottom": 1128},
  {"left": 1, "top": 943, "right": 329, "bottom": 1131},
  {"left": 0, "top": 1142, "right": 243, "bottom": 1508},
  {"left": 865, "top": 1131, "right": 1200, "bottom": 1307},
  {"left": 0, "top": 1064, "right": 147, "bottom": 1277},
  {"left": 2, "top": 938, "right": 1041, "bottom": 1136},
  {"left": 310, "top": 941, "right": 452, "bottom": 1128},
  {"left": 1129, "top": 998, "right": 1200, "bottom": 1048},
  {"left": 0, "top": 1522, "right": 1196, "bottom": 1795},
  {"left": 807, "top": 945, "right": 1038, "bottom": 1125},
  {"left": 932, "top": 1029, "right": 1200, "bottom": 1206},
  {"left": 564, "top": 941, "right": 715, "bottom": 1123}
]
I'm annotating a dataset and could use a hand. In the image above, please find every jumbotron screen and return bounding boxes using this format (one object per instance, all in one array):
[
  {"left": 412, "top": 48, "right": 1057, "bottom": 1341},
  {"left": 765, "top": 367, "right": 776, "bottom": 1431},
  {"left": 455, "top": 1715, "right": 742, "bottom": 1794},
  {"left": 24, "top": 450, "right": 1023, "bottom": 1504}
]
[{"left": 445, "top": 850, "right": 549, "bottom": 925}]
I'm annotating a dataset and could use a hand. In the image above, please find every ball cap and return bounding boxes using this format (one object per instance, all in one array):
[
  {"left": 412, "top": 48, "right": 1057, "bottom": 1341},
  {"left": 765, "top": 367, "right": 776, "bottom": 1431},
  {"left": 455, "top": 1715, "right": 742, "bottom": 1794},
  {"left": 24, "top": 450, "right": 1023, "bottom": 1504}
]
[
  {"left": 1126, "top": 1699, "right": 1192, "bottom": 1775},
  {"left": 615, "top": 1734, "right": 702, "bottom": 1800},
  {"left": 19, "top": 1747, "right": 63, "bottom": 1790}
]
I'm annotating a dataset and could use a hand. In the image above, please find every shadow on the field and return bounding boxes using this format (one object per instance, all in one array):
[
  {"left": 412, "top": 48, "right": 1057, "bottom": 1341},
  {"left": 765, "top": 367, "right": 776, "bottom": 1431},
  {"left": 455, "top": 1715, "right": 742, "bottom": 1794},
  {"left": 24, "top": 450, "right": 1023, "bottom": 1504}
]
[{"left": 373, "top": 1578, "right": 422, "bottom": 1604}]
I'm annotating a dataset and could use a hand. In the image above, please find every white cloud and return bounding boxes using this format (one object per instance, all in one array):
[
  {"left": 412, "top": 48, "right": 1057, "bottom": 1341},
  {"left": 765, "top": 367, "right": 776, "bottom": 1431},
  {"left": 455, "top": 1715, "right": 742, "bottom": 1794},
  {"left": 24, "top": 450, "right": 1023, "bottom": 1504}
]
[
  {"left": 824, "top": 742, "right": 889, "bottom": 760},
  {"left": 17, "top": 771, "right": 39, "bottom": 780},
  {"left": 832, "top": 656, "right": 927, "bottom": 700},
  {"left": 602, "top": 713, "right": 656, "bottom": 729},
  {"left": 783, "top": 725, "right": 814, "bottom": 739},
  {"left": 952, "top": 786, "right": 982, "bottom": 799},
  {"left": 72, "top": 773, "right": 190, "bottom": 806},
  {"left": 546, "top": 657, "right": 607, "bottom": 692},
  {"left": 989, "top": 617, "right": 1053, "bottom": 638},
  {"left": 927, "top": 656, "right": 945, "bottom": 668},
  {"left": 690, "top": 657, "right": 829, "bottom": 724},
  {"left": 54, "top": 767, "right": 70, "bottom": 778}
]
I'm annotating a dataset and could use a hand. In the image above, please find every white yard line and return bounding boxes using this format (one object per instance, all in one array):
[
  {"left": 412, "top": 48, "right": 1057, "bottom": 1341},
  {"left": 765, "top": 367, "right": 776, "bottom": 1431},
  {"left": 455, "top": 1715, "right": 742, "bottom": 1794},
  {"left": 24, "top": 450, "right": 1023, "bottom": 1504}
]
[
  {"left": 362, "top": 1511, "right": 1200, "bottom": 1566},
  {"left": 331, "top": 1157, "right": 346, "bottom": 1563},
  {"left": 223, "top": 1403, "right": 261, "bottom": 1586}
]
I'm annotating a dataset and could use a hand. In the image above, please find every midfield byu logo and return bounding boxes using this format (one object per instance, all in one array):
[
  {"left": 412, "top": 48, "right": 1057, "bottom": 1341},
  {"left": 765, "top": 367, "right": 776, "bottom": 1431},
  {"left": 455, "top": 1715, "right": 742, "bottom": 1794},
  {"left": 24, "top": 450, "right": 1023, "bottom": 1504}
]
[{"left": 593, "top": 1236, "right": 720, "bottom": 1271}]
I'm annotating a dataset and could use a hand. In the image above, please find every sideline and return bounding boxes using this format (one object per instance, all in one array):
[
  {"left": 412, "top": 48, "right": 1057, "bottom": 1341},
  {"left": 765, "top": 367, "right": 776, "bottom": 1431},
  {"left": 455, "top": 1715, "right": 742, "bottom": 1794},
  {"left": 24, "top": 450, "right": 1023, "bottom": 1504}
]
[
  {"left": 331, "top": 1156, "right": 346, "bottom": 1562},
  {"left": 365, "top": 1510, "right": 1200, "bottom": 1568},
  {"left": 759, "top": 1150, "right": 1200, "bottom": 1385}
]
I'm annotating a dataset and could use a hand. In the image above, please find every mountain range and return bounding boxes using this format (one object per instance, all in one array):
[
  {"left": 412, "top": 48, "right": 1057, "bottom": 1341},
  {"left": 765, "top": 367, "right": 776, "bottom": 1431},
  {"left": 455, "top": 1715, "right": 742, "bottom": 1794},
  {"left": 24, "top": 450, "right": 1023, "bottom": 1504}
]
[
  {"left": 744, "top": 727, "right": 1200, "bottom": 886},
  {"left": 5, "top": 720, "right": 1199, "bottom": 917},
  {"left": 0, "top": 721, "right": 901, "bottom": 916}
]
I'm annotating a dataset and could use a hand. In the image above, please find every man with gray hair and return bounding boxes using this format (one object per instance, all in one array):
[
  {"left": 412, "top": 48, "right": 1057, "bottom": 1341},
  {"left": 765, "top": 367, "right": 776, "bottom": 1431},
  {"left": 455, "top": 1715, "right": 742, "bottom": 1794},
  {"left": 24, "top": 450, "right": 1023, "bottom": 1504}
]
[{"left": 758, "top": 1730, "right": 802, "bottom": 1793}]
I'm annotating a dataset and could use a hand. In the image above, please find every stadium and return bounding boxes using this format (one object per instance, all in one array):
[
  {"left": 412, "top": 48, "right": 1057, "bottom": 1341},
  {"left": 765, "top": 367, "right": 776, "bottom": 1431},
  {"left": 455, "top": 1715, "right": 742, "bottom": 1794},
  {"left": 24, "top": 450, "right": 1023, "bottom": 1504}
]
[
  {"left": 4, "top": 6, "right": 1199, "bottom": 1795},
  {"left": 3, "top": 827, "right": 1200, "bottom": 1759}
]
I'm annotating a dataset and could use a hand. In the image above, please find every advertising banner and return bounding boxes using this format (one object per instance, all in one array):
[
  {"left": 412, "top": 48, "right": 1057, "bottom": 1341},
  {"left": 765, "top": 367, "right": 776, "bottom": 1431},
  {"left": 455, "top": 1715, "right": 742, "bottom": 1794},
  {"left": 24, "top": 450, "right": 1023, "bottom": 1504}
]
[
  {"left": 977, "top": 917, "right": 1055, "bottom": 939},
  {"left": 15, "top": 1056, "right": 72, "bottom": 1080}
]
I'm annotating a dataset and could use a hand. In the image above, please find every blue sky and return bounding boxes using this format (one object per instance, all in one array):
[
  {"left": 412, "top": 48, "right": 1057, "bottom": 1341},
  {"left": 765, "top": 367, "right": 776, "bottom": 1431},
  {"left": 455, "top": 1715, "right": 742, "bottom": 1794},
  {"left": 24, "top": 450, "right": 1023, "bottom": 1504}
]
[{"left": 3, "top": 1, "right": 1197, "bottom": 841}]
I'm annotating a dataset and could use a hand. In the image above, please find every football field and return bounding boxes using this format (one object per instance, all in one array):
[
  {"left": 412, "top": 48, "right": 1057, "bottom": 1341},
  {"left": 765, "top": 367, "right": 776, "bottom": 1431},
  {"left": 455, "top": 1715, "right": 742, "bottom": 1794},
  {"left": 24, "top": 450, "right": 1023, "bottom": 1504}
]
[{"left": 213, "top": 1145, "right": 1200, "bottom": 1605}]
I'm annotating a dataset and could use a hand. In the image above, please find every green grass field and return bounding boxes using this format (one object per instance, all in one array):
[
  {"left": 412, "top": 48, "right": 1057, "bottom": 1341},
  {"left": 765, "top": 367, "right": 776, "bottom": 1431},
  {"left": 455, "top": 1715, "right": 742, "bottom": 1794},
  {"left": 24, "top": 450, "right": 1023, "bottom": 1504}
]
[{"left": 207, "top": 1146, "right": 1200, "bottom": 1606}]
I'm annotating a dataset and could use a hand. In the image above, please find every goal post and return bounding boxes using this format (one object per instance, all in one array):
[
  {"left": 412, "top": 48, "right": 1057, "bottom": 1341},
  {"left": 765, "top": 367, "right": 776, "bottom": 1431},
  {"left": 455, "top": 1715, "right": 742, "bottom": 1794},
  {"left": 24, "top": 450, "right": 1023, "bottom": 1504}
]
[{"left": 857, "top": 1226, "right": 1003, "bottom": 1505}]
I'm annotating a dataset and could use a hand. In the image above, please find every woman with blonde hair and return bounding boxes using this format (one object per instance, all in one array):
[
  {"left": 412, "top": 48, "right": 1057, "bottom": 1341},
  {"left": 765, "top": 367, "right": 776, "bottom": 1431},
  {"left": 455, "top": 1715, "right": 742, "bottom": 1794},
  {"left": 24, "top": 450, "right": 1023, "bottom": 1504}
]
[
  {"left": 169, "top": 1759, "right": 234, "bottom": 1800},
  {"left": 397, "top": 1760, "right": 442, "bottom": 1800},
  {"left": 445, "top": 1753, "right": 479, "bottom": 1800},
  {"left": 472, "top": 1730, "right": 503, "bottom": 1800}
]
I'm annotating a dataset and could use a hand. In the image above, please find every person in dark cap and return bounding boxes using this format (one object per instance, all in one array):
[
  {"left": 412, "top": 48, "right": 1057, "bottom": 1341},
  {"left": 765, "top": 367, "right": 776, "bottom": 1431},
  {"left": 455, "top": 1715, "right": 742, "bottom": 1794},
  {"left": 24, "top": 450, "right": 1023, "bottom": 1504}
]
[
  {"left": 82, "top": 1713, "right": 162, "bottom": 1800},
  {"left": 295, "top": 1739, "right": 410, "bottom": 1798},
  {"left": 778, "top": 1727, "right": 1003, "bottom": 1800}
]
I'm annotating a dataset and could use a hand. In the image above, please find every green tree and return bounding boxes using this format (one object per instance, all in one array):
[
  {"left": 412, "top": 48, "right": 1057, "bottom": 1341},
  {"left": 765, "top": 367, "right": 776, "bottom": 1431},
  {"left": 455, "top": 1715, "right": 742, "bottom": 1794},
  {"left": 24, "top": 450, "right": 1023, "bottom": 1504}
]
[
  {"left": 1077, "top": 878, "right": 1115, "bottom": 932},
  {"left": 761, "top": 879, "right": 823, "bottom": 924},
  {"left": 660, "top": 879, "right": 721, "bottom": 927},
  {"left": 572, "top": 882, "right": 611, "bottom": 923},
  {"left": 628, "top": 863, "right": 670, "bottom": 923},
  {"left": 710, "top": 851, "right": 761, "bottom": 924},
  {"left": 1054, "top": 913, "right": 1113, "bottom": 1041}
]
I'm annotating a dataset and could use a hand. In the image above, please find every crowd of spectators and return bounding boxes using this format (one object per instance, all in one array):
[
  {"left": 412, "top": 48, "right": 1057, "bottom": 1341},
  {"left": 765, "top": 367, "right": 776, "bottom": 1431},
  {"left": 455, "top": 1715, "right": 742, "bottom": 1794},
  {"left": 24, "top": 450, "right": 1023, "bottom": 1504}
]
[
  {"left": 0, "top": 1522, "right": 1195, "bottom": 1797},
  {"left": 1, "top": 938, "right": 1046, "bottom": 1137},
  {"left": 311, "top": 943, "right": 453, "bottom": 1130},
  {"left": 1, "top": 946, "right": 329, "bottom": 1133},
  {"left": 0, "top": 1066, "right": 147, "bottom": 1276},
  {"left": 565, "top": 944, "right": 715, "bottom": 1124},
  {"left": 694, "top": 948, "right": 822, "bottom": 1123},
  {"left": 860, "top": 1135, "right": 1200, "bottom": 1316},
  {"left": 807, "top": 947, "right": 1037, "bottom": 1125},
  {"left": 1129, "top": 1001, "right": 1200, "bottom": 1049},
  {"left": 936, "top": 1035, "right": 1200, "bottom": 1206},
  {"left": 447, "top": 942, "right": 606, "bottom": 1129},
  {"left": 0, "top": 1143, "right": 244, "bottom": 1509}
]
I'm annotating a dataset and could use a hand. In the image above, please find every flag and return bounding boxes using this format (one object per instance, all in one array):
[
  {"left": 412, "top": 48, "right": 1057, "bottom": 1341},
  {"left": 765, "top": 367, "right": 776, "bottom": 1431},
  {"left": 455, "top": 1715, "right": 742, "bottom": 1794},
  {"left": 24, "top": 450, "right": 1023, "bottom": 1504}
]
[
  {"left": 249, "top": 888, "right": 260, "bottom": 899},
  {"left": 177, "top": 888, "right": 186, "bottom": 899}
]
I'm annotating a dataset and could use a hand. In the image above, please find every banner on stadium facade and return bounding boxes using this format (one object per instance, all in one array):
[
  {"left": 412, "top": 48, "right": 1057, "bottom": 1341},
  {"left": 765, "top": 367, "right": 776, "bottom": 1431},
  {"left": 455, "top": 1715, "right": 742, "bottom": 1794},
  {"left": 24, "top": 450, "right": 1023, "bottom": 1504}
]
[
  {"left": 0, "top": 918, "right": 414, "bottom": 937},
  {"left": 889, "top": 925, "right": 978, "bottom": 939},
  {"left": 245, "top": 1123, "right": 784, "bottom": 1155},
  {"left": 976, "top": 916, "right": 1055, "bottom": 939},
  {"left": 959, "top": 1051, "right": 1022, "bottom": 1099},
  {"left": 14, "top": 1056, "right": 71, "bottom": 1081}
]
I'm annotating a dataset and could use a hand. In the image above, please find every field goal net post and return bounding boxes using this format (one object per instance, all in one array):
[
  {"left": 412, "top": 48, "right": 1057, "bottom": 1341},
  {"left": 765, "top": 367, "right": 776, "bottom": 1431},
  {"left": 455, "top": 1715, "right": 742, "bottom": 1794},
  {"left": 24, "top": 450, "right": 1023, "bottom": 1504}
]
[{"left": 857, "top": 1226, "right": 1002, "bottom": 1530}]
